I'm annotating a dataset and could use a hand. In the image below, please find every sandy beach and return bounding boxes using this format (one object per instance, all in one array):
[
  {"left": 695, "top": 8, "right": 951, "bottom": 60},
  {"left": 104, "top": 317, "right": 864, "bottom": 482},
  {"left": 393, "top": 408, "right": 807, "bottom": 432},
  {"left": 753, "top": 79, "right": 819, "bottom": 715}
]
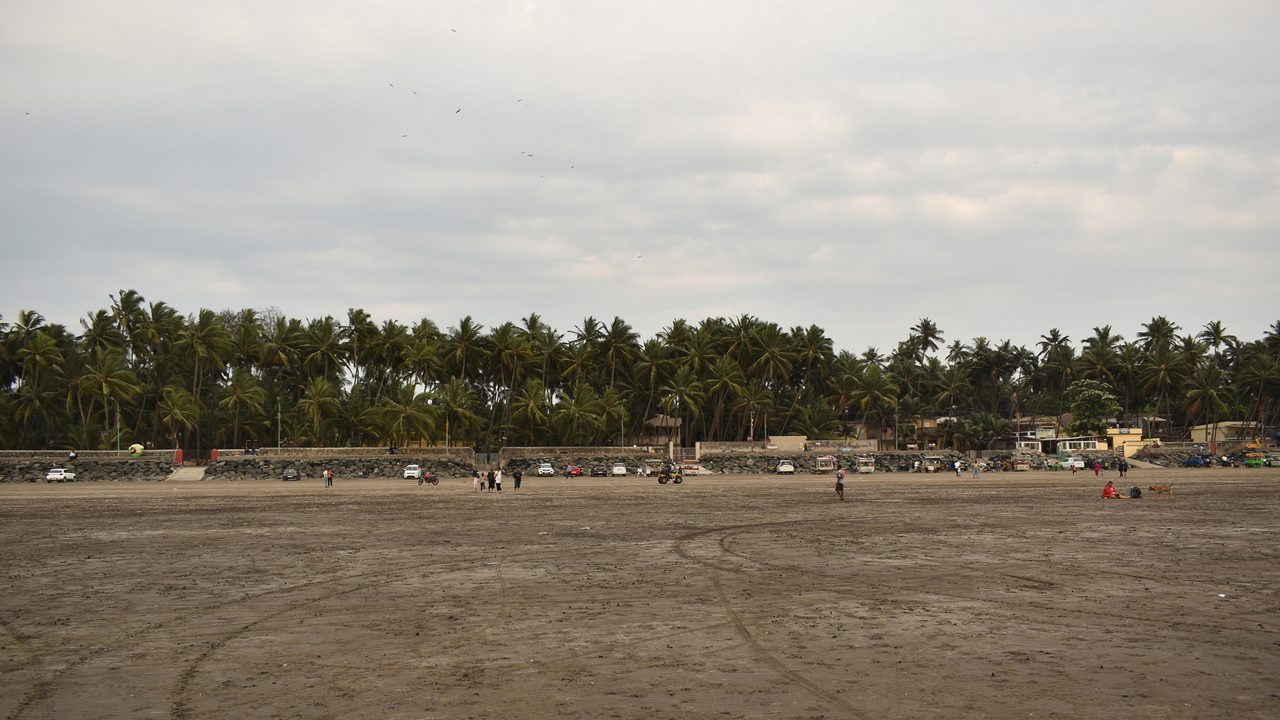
[{"left": 1, "top": 468, "right": 1277, "bottom": 719}]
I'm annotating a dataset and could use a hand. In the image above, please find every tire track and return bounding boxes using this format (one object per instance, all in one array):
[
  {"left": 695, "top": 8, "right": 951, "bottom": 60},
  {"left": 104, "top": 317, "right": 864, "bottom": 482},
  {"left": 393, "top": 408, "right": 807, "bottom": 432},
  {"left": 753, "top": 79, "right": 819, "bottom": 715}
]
[
  {"left": 168, "top": 544, "right": 604, "bottom": 719},
  {"left": 710, "top": 530, "right": 867, "bottom": 718},
  {"left": 676, "top": 523, "right": 868, "bottom": 718},
  {"left": 6, "top": 553, "right": 449, "bottom": 720},
  {"left": 679, "top": 520, "right": 1275, "bottom": 645}
]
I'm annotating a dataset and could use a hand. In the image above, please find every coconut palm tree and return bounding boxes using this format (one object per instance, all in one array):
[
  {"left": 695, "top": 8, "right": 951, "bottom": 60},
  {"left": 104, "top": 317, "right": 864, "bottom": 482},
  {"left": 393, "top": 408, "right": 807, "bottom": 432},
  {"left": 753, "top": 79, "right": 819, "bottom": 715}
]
[
  {"left": 849, "top": 364, "right": 898, "bottom": 449},
  {"left": 295, "top": 377, "right": 341, "bottom": 445},
  {"left": 217, "top": 369, "right": 267, "bottom": 449},
  {"left": 157, "top": 385, "right": 199, "bottom": 450},
  {"left": 510, "top": 379, "right": 550, "bottom": 444}
]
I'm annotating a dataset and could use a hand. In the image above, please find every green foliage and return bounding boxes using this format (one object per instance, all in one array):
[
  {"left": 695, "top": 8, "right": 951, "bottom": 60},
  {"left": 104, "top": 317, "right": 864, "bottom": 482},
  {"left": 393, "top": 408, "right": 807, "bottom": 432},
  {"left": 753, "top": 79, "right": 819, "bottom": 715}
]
[
  {"left": 1064, "top": 379, "right": 1122, "bottom": 436},
  {"left": 0, "top": 296, "right": 1277, "bottom": 452}
]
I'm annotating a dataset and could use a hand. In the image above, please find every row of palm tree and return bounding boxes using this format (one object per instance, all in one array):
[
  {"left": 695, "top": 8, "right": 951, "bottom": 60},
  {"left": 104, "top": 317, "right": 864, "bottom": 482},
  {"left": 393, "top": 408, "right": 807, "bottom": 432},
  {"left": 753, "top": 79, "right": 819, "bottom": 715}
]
[{"left": 2, "top": 291, "right": 1277, "bottom": 453}]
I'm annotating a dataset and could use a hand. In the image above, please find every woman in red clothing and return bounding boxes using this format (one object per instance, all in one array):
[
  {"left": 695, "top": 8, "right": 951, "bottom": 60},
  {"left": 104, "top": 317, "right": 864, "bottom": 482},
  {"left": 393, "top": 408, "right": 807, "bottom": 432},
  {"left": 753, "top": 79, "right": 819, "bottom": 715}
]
[{"left": 1102, "top": 480, "right": 1125, "bottom": 499}]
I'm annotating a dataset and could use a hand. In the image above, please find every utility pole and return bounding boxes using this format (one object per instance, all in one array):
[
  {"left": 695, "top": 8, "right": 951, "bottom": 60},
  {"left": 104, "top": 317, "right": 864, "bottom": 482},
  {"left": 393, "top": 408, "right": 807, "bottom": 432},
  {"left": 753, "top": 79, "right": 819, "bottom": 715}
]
[{"left": 277, "top": 401, "right": 282, "bottom": 450}]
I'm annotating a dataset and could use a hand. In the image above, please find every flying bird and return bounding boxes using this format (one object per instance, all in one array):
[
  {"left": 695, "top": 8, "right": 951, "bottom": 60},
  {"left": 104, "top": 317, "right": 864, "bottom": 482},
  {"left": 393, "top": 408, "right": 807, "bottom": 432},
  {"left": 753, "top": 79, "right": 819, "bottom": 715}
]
[
  {"left": 402, "top": 134, "right": 408, "bottom": 138},
  {"left": 455, "top": 108, "right": 461, "bottom": 113}
]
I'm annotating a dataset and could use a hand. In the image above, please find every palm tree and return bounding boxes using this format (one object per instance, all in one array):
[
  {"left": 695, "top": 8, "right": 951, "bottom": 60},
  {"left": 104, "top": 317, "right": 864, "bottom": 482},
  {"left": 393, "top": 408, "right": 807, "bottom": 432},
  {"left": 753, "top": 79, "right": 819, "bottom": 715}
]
[
  {"left": 849, "top": 364, "right": 898, "bottom": 449},
  {"left": 1198, "top": 321, "right": 1237, "bottom": 369},
  {"left": 703, "top": 355, "right": 745, "bottom": 440},
  {"left": 732, "top": 379, "right": 773, "bottom": 443},
  {"left": 510, "top": 379, "right": 550, "bottom": 444},
  {"left": 602, "top": 316, "right": 640, "bottom": 389},
  {"left": 157, "top": 385, "right": 199, "bottom": 450},
  {"left": 217, "top": 369, "right": 267, "bottom": 449},
  {"left": 77, "top": 348, "right": 141, "bottom": 447},
  {"left": 303, "top": 316, "right": 346, "bottom": 381},
  {"left": 79, "top": 310, "right": 127, "bottom": 355},
  {"left": 1137, "top": 316, "right": 1180, "bottom": 352},
  {"left": 295, "top": 377, "right": 341, "bottom": 445},
  {"left": 553, "top": 383, "right": 603, "bottom": 445},
  {"left": 434, "top": 377, "right": 481, "bottom": 450},
  {"left": 376, "top": 388, "right": 436, "bottom": 447},
  {"left": 909, "top": 317, "right": 944, "bottom": 362},
  {"left": 659, "top": 366, "right": 705, "bottom": 446},
  {"left": 1140, "top": 345, "right": 1185, "bottom": 439},
  {"left": 1184, "top": 365, "right": 1228, "bottom": 445},
  {"left": 444, "top": 316, "right": 486, "bottom": 382}
]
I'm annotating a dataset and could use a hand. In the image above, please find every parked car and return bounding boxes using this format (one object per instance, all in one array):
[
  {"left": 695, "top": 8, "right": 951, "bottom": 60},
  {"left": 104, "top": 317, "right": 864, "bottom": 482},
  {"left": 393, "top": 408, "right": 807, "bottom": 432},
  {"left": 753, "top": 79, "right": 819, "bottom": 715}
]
[
  {"left": 45, "top": 468, "right": 76, "bottom": 482},
  {"left": 1181, "top": 456, "right": 1205, "bottom": 468},
  {"left": 281, "top": 466, "right": 300, "bottom": 481},
  {"left": 403, "top": 464, "right": 423, "bottom": 479},
  {"left": 1243, "top": 453, "right": 1266, "bottom": 468},
  {"left": 1062, "top": 456, "right": 1087, "bottom": 470},
  {"left": 775, "top": 460, "right": 795, "bottom": 474},
  {"left": 565, "top": 465, "right": 584, "bottom": 477},
  {"left": 588, "top": 465, "right": 608, "bottom": 477},
  {"left": 610, "top": 463, "right": 629, "bottom": 476},
  {"left": 536, "top": 462, "right": 556, "bottom": 476}
]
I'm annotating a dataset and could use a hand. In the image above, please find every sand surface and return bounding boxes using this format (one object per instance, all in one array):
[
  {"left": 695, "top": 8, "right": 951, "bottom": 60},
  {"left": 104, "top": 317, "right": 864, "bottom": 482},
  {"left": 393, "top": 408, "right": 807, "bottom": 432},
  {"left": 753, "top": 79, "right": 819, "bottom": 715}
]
[{"left": 1, "top": 468, "right": 1278, "bottom": 719}]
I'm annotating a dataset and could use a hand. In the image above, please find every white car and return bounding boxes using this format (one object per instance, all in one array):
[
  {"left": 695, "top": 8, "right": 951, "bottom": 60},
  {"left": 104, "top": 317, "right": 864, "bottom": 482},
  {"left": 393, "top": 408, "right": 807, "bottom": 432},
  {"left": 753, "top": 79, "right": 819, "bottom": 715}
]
[
  {"left": 536, "top": 462, "right": 556, "bottom": 476},
  {"left": 1063, "top": 456, "right": 1087, "bottom": 470},
  {"left": 610, "top": 463, "right": 628, "bottom": 476},
  {"left": 402, "top": 464, "right": 422, "bottom": 479},
  {"left": 775, "top": 461, "right": 795, "bottom": 474},
  {"left": 46, "top": 468, "right": 76, "bottom": 482}
]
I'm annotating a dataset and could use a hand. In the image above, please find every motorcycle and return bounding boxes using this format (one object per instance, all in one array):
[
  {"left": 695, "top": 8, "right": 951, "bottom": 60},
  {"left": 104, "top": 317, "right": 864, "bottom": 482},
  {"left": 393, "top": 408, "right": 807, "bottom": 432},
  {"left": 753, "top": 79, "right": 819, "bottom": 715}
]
[
  {"left": 417, "top": 474, "right": 439, "bottom": 486},
  {"left": 656, "top": 465, "right": 683, "bottom": 485}
]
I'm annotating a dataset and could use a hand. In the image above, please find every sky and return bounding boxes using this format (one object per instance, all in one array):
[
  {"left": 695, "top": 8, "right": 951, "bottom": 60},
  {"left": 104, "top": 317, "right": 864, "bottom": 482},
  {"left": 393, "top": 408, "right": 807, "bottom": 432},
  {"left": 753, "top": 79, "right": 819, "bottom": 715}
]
[{"left": 2, "top": 0, "right": 1278, "bottom": 356}]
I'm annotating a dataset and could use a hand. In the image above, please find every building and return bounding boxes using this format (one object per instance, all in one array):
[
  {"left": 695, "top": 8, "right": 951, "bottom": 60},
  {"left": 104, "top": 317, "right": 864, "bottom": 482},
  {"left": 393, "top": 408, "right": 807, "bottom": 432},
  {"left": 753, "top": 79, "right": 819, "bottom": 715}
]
[{"left": 1189, "top": 421, "right": 1261, "bottom": 446}]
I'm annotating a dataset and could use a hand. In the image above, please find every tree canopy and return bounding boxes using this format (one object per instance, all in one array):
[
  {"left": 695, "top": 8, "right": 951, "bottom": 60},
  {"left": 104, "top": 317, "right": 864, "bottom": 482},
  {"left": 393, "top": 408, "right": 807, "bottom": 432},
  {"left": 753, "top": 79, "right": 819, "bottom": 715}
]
[{"left": 2, "top": 297, "right": 1277, "bottom": 454}]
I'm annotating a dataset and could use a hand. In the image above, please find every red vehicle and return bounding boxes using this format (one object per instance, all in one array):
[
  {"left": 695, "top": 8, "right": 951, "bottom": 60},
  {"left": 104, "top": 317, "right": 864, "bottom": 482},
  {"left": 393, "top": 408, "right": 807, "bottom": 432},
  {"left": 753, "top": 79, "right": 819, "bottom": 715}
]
[{"left": 564, "top": 465, "right": 584, "bottom": 477}]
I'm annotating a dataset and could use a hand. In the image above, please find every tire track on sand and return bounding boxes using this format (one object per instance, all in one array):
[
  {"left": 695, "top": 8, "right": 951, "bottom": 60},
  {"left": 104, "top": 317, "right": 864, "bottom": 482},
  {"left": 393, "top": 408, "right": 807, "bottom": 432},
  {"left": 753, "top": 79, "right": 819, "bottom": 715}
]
[{"left": 677, "top": 523, "right": 868, "bottom": 719}]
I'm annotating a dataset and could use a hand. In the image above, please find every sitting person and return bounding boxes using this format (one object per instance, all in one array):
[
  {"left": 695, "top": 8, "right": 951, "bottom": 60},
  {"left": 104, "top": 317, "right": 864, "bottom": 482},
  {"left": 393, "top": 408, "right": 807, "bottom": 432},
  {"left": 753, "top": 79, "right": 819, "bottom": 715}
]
[{"left": 1101, "top": 480, "right": 1126, "bottom": 499}]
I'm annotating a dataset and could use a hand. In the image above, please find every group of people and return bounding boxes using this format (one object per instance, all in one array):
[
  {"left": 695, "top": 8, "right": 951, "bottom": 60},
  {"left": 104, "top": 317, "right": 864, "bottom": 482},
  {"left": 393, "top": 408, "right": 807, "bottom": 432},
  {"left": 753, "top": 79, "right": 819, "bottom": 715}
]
[{"left": 472, "top": 468, "right": 522, "bottom": 493}]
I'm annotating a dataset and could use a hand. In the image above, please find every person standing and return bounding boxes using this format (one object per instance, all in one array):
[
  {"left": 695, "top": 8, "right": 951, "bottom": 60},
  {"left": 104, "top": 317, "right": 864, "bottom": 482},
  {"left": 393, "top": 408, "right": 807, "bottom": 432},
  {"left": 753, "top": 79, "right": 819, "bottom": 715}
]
[
  {"left": 1093, "top": 461, "right": 1101, "bottom": 477},
  {"left": 472, "top": 469, "right": 482, "bottom": 492},
  {"left": 835, "top": 466, "right": 845, "bottom": 501},
  {"left": 494, "top": 469, "right": 503, "bottom": 493},
  {"left": 486, "top": 469, "right": 496, "bottom": 493},
  {"left": 324, "top": 469, "right": 333, "bottom": 488},
  {"left": 513, "top": 468, "right": 523, "bottom": 492},
  {"left": 972, "top": 462, "right": 981, "bottom": 479}
]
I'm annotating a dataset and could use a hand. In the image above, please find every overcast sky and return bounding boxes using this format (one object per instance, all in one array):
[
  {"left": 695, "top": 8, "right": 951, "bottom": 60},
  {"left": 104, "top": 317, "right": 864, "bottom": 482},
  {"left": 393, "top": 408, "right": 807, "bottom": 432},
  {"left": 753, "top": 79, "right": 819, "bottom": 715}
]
[{"left": 2, "top": 1, "right": 1277, "bottom": 355}]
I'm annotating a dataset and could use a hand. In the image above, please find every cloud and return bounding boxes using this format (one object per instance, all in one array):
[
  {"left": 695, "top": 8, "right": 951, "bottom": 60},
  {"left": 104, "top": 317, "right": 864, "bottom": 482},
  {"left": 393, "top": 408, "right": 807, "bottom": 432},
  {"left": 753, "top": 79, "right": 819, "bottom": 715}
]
[{"left": 2, "top": 1, "right": 1278, "bottom": 351}]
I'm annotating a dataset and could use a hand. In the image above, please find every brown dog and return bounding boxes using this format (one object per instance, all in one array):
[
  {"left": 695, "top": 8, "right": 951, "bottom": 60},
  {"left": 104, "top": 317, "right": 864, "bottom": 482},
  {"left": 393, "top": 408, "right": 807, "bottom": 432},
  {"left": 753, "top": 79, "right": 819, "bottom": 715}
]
[{"left": 1148, "top": 484, "right": 1173, "bottom": 497}]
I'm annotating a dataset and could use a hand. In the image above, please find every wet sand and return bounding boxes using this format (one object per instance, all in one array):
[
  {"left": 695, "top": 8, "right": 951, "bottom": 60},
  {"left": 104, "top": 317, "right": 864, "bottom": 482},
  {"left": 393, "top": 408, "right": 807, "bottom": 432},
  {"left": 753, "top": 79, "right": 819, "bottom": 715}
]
[{"left": 1, "top": 468, "right": 1277, "bottom": 719}]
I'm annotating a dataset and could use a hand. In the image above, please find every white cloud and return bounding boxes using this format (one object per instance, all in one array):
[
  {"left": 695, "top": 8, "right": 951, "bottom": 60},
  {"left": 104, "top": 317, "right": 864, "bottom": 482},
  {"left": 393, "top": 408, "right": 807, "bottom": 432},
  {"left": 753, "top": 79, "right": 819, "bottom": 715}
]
[{"left": 2, "top": 0, "right": 1278, "bottom": 350}]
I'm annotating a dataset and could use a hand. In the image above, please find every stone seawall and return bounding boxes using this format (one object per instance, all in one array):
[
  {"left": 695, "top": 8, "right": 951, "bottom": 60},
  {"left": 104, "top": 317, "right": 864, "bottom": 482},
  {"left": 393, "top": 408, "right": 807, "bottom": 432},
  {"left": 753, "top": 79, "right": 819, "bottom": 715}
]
[
  {"left": 0, "top": 459, "right": 177, "bottom": 483},
  {"left": 204, "top": 455, "right": 478, "bottom": 481}
]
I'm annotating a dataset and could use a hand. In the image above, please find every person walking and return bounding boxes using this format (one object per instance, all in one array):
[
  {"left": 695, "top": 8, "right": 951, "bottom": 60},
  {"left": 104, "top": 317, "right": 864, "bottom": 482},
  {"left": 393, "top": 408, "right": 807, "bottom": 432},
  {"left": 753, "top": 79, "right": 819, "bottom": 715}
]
[
  {"left": 835, "top": 466, "right": 845, "bottom": 501},
  {"left": 486, "top": 469, "right": 496, "bottom": 493},
  {"left": 513, "top": 468, "right": 523, "bottom": 492},
  {"left": 972, "top": 462, "right": 981, "bottom": 479},
  {"left": 472, "top": 469, "right": 482, "bottom": 492},
  {"left": 494, "top": 468, "right": 503, "bottom": 493}
]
